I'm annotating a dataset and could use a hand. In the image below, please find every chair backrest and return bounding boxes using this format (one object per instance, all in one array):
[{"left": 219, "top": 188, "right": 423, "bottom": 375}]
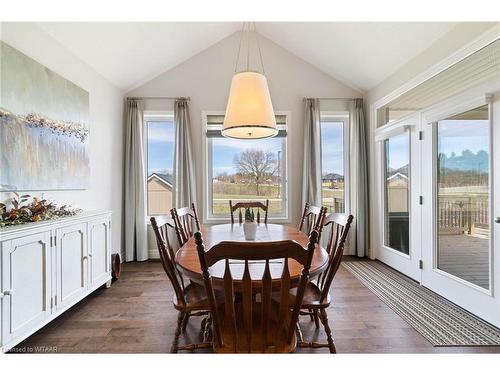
[
  {"left": 229, "top": 200, "right": 269, "bottom": 224},
  {"left": 194, "top": 230, "right": 318, "bottom": 353},
  {"left": 316, "top": 213, "right": 353, "bottom": 302},
  {"left": 171, "top": 203, "right": 201, "bottom": 246},
  {"left": 298, "top": 203, "right": 327, "bottom": 241},
  {"left": 150, "top": 216, "right": 186, "bottom": 306}
]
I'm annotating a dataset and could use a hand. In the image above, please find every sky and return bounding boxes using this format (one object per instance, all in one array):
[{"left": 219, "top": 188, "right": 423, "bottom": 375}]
[
  {"left": 147, "top": 120, "right": 348, "bottom": 178},
  {"left": 386, "top": 132, "right": 409, "bottom": 170},
  {"left": 321, "top": 121, "right": 344, "bottom": 175},
  {"left": 438, "top": 119, "right": 489, "bottom": 157},
  {"left": 147, "top": 121, "right": 174, "bottom": 176}
]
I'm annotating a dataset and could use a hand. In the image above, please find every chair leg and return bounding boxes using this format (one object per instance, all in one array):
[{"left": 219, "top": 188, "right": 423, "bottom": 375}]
[
  {"left": 170, "top": 311, "right": 185, "bottom": 353},
  {"left": 296, "top": 322, "right": 304, "bottom": 343},
  {"left": 313, "top": 310, "right": 320, "bottom": 329},
  {"left": 319, "top": 308, "right": 336, "bottom": 354},
  {"left": 308, "top": 308, "right": 314, "bottom": 322},
  {"left": 182, "top": 312, "right": 190, "bottom": 333}
]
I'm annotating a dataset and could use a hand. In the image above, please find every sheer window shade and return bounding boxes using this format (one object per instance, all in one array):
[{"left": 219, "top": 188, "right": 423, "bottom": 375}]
[{"left": 378, "top": 39, "right": 500, "bottom": 127}]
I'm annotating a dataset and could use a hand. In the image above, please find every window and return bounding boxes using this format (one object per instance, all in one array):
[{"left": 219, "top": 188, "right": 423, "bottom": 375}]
[
  {"left": 320, "top": 113, "right": 348, "bottom": 213},
  {"left": 145, "top": 113, "right": 175, "bottom": 215},
  {"left": 204, "top": 112, "right": 288, "bottom": 221},
  {"left": 383, "top": 131, "right": 410, "bottom": 254}
]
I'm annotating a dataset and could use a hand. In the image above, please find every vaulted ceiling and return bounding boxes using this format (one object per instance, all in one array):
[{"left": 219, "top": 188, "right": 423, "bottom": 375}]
[{"left": 37, "top": 22, "right": 457, "bottom": 92}]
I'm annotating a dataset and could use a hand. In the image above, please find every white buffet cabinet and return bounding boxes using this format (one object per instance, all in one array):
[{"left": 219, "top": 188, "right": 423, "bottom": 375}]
[{"left": 0, "top": 211, "right": 112, "bottom": 352}]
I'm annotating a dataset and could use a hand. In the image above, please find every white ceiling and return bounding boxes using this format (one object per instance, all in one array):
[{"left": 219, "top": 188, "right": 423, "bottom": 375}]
[
  {"left": 38, "top": 22, "right": 241, "bottom": 91},
  {"left": 38, "top": 22, "right": 457, "bottom": 92},
  {"left": 257, "top": 22, "right": 457, "bottom": 92}
]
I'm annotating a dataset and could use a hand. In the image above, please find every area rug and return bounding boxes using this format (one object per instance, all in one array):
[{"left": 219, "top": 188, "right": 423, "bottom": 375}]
[{"left": 342, "top": 260, "right": 500, "bottom": 346}]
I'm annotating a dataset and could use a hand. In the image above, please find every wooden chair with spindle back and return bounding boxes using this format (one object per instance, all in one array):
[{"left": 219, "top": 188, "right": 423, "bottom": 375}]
[
  {"left": 298, "top": 203, "right": 327, "bottom": 242},
  {"left": 229, "top": 200, "right": 269, "bottom": 224},
  {"left": 171, "top": 203, "right": 201, "bottom": 246},
  {"left": 295, "top": 212, "right": 353, "bottom": 353},
  {"left": 194, "top": 230, "right": 319, "bottom": 353},
  {"left": 150, "top": 216, "right": 210, "bottom": 353}
]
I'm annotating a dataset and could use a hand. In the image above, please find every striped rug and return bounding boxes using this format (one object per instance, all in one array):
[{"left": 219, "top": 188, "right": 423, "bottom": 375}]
[{"left": 342, "top": 260, "right": 500, "bottom": 346}]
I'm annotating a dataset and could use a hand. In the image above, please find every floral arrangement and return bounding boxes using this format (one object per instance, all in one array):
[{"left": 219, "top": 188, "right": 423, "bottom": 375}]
[
  {"left": 0, "top": 193, "right": 81, "bottom": 227},
  {"left": 0, "top": 107, "right": 89, "bottom": 143},
  {"left": 244, "top": 207, "right": 255, "bottom": 222}
]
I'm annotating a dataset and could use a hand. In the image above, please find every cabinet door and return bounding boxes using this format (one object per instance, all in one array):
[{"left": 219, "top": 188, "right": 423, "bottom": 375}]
[
  {"left": 88, "top": 217, "right": 111, "bottom": 287},
  {"left": 1, "top": 231, "right": 52, "bottom": 345},
  {"left": 55, "top": 223, "right": 87, "bottom": 310}
]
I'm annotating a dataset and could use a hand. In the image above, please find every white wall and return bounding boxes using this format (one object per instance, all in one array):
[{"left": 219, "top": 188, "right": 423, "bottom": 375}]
[
  {"left": 0, "top": 23, "right": 124, "bottom": 255},
  {"left": 127, "top": 31, "right": 361, "bottom": 231},
  {"left": 364, "top": 22, "right": 499, "bottom": 258}
]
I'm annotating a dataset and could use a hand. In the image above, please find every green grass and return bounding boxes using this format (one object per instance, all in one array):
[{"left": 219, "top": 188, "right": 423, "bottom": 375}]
[{"left": 211, "top": 194, "right": 284, "bottom": 216}]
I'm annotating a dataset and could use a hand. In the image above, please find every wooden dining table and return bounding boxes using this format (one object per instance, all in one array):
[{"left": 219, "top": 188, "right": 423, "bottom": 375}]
[{"left": 175, "top": 223, "right": 329, "bottom": 286}]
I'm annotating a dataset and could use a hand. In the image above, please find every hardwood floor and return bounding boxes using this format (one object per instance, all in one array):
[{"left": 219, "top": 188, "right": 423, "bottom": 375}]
[{"left": 10, "top": 257, "right": 500, "bottom": 354}]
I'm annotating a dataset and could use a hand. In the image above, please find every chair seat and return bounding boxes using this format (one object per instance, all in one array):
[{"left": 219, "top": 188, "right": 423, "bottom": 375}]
[
  {"left": 173, "top": 282, "right": 209, "bottom": 311},
  {"left": 289, "top": 281, "right": 331, "bottom": 309},
  {"left": 212, "top": 300, "right": 297, "bottom": 353}
]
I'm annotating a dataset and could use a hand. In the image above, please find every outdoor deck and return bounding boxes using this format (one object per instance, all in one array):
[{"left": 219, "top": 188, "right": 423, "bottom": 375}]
[{"left": 438, "top": 233, "right": 489, "bottom": 289}]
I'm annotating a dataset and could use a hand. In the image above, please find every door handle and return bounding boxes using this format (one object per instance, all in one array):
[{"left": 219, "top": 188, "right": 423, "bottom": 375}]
[
  {"left": 1, "top": 290, "right": 13, "bottom": 297},
  {"left": 495, "top": 217, "right": 500, "bottom": 224}
]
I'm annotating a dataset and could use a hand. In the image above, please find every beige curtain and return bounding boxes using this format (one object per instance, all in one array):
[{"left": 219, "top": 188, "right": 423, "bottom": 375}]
[
  {"left": 302, "top": 98, "right": 322, "bottom": 211},
  {"left": 124, "top": 99, "right": 148, "bottom": 261},
  {"left": 173, "top": 98, "right": 197, "bottom": 208},
  {"left": 349, "top": 99, "right": 369, "bottom": 257}
]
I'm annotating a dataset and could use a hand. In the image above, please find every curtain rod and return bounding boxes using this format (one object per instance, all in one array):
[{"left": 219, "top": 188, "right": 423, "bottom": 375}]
[
  {"left": 126, "top": 96, "right": 190, "bottom": 101},
  {"left": 303, "top": 97, "right": 362, "bottom": 101}
]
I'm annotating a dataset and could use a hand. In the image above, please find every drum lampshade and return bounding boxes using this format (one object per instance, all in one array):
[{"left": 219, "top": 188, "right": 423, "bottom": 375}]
[{"left": 222, "top": 71, "right": 277, "bottom": 139}]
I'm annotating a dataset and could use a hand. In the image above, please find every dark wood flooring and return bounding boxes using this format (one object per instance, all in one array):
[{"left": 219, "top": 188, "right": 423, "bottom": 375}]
[{"left": 11, "top": 258, "right": 500, "bottom": 353}]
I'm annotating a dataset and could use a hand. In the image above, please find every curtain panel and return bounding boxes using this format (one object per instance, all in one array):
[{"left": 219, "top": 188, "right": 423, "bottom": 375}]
[
  {"left": 124, "top": 99, "right": 148, "bottom": 261},
  {"left": 349, "top": 98, "right": 369, "bottom": 257},
  {"left": 173, "top": 98, "right": 197, "bottom": 208},
  {"left": 302, "top": 98, "right": 322, "bottom": 214}
]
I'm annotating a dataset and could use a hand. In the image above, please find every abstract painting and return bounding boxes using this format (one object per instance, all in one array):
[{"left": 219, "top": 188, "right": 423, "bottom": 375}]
[{"left": 0, "top": 41, "right": 90, "bottom": 191}]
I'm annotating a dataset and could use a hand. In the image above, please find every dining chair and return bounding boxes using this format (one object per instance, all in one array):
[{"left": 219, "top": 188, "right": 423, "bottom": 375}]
[
  {"left": 229, "top": 200, "right": 269, "bottom": 224},
  {"left": 150, "top": 216, "right": 211, "bottom": 353},
  {"left": 294, "top": 212, "right": 353, "bottom": 353},
  {"left": 194, "top": 230, "right": 319, "bottom": 353},
  {"left": 171, "top": 203, "right": 201, "bottom": 246},
  {"left": 298, "top": 203, "right": 327, "bottom": 242}
]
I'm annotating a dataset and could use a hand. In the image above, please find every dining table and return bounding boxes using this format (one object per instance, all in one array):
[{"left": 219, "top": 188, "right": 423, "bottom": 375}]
[{"left": 175, "top": 223, "right": 329, "bottom": 287}]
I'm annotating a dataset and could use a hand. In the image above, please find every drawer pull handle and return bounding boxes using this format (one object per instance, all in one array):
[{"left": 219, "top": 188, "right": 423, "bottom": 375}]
[
  {"left": 83, "top": 256, "right": 88, "bottom": 260},
  {"left": 3, "top": 290, "right": 12, "bottom": 296}
]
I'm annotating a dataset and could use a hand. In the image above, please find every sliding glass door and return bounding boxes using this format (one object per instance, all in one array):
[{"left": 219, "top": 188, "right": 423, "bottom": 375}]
[{"left": 376, "top": 115, "right": 422, "bottom": 281}]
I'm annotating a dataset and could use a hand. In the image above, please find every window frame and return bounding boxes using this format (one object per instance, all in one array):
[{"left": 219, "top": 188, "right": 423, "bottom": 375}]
[
  {"left": 202, "top": 110, "right": 291, "bottom": 224},
  {"left": 319, "top": 111, "right": 350, "bottom": 214},
  {"left": 144, "top": 110, "right": 175, "bottom": 219}
]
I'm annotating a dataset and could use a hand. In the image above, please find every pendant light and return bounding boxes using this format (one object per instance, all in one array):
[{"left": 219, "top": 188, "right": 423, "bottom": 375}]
[{"left": 222, "top": 22, "right": 277, "bottom": 139}]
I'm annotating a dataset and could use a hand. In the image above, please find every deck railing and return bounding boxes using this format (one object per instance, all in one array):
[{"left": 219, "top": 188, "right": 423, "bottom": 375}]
[{"left": 438, "top": 194, "right": 489, "bottom": 234}]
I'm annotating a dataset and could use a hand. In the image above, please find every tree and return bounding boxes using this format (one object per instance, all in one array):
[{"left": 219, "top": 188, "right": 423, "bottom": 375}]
[{"left": 234, "top": 149, "right": 277, "bottom": 195}]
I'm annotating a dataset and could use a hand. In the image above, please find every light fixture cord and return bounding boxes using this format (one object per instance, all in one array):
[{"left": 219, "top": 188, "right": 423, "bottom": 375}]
[
  {"left": 234, "top": 22, "right": 246, "bottom": 73},
  {"left": 234, "top": 22, "right": 265, "bottom": 74},
  {"left": 253, "top": 22, "right": 266, "bottom": 75},
  {"left": 246, "top": 22, "right": 251, "bottom": 71}
]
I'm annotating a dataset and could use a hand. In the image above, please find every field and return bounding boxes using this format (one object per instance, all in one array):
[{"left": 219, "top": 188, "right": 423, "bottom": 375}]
[
  {"left": 212, "top": 181, "right": 283, "bottom": 215},
  {"left": 322, "top": 181, "right": 345, "bottom": 213},
  {"left": 210, "top": 181, "right": 345, "bottom": 216}
]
